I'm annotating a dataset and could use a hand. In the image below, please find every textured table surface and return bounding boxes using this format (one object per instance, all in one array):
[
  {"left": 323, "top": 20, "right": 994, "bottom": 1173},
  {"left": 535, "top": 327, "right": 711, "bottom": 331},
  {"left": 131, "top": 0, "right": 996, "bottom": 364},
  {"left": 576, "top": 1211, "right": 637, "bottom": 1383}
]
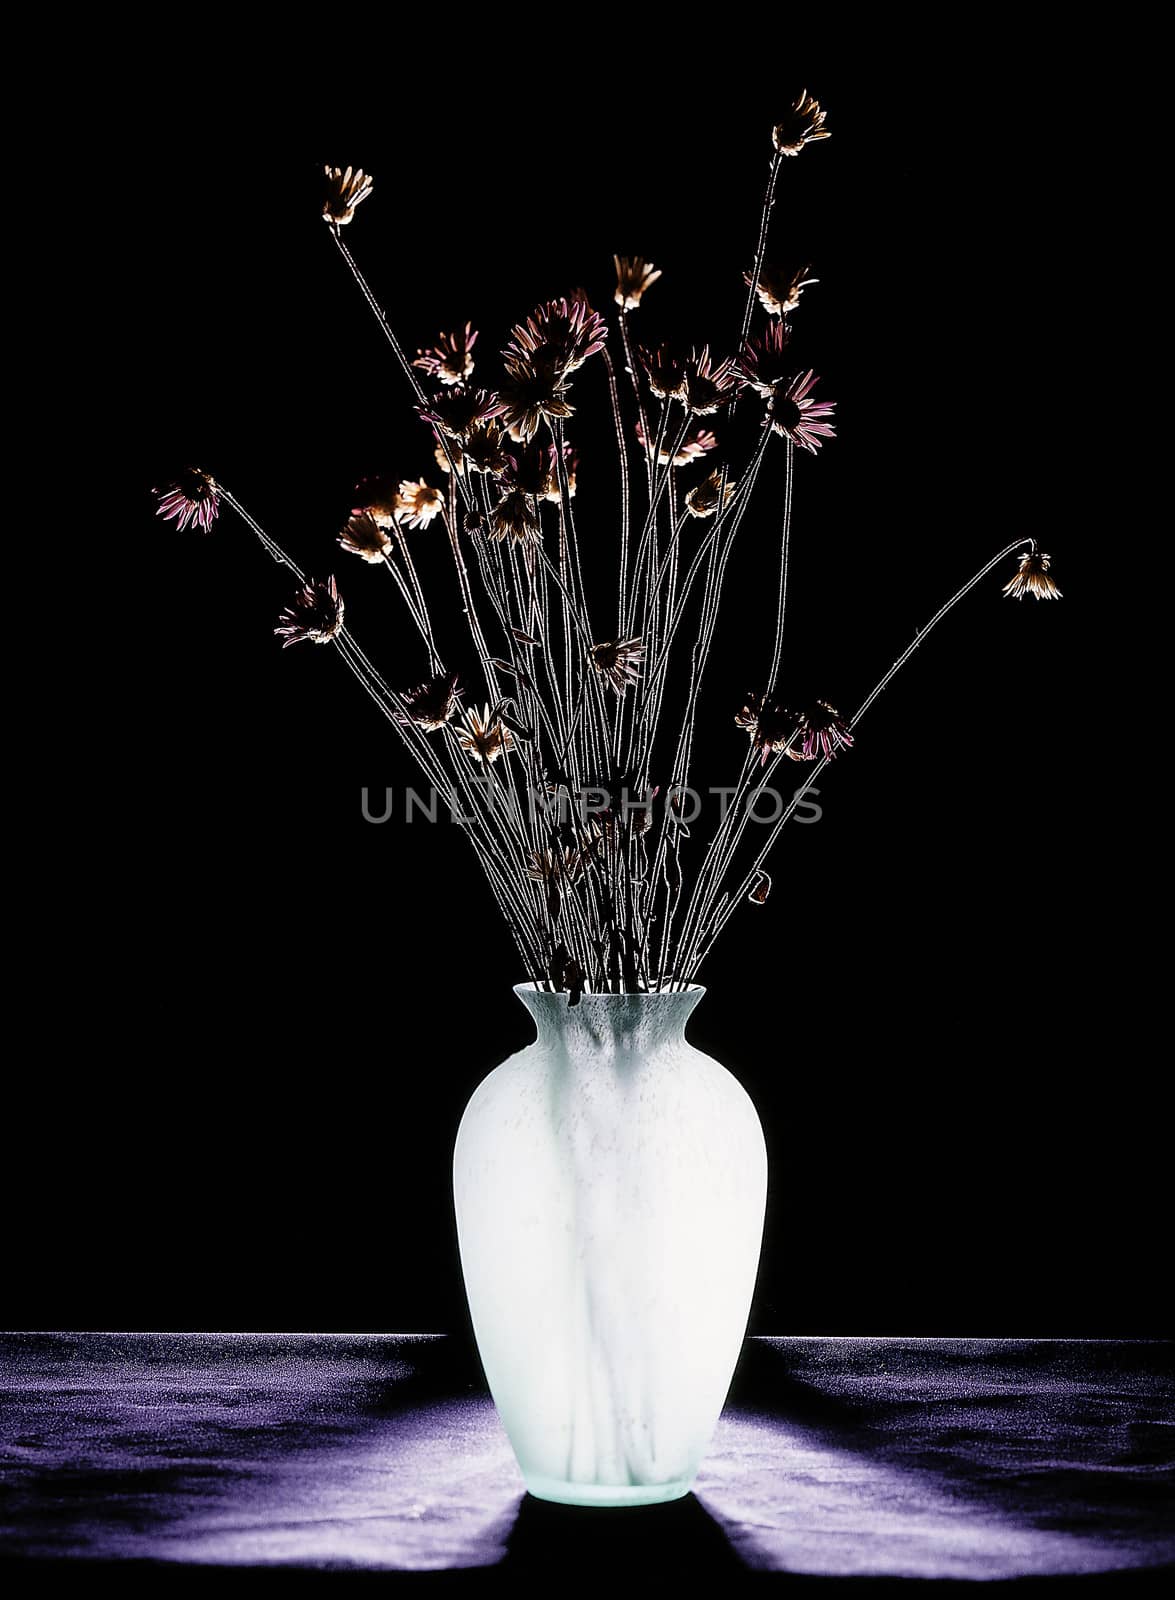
[{"left": 1, "top": 1333, "right": 1172, "bottom": 1587}]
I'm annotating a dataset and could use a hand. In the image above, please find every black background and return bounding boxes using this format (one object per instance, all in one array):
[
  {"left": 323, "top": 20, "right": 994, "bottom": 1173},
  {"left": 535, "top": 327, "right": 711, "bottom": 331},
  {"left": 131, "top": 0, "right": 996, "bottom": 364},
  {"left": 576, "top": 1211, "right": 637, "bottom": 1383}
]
[{"left": 16, "top": 31, "right": 1157, "bottom": 1340}]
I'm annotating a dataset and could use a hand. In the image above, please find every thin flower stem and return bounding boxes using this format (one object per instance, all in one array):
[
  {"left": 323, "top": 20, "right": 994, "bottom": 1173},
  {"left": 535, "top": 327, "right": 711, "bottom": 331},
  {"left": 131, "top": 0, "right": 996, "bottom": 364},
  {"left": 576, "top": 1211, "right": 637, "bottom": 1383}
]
[
  {"left": 601, "top": 347, "right": 632, "bottom": 635},
  {"left": 393, "top": 528, "right": 442, "bottom": 671},
  {"left": 329, "top": 232, "right": 472, "bottom": 510},
  {"left": 685, "top": 535, "right": 1042, "bottom": 980},
  {"left": 767, "top": 441, "right": 794, "bottom": 694},
  {"left": 220, "top": 490, "right": 305, "bottom": 579},
  {"left": 381, "top": 551, "right": 436, "bottom": 663},
  {"left": 739, "top": 152, "right": 783, "bottom": 359}
]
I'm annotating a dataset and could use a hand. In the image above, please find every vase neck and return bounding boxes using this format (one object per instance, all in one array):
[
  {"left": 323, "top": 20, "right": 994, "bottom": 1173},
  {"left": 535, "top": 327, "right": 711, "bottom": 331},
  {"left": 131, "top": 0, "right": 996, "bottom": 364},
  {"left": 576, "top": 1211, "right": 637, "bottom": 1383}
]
[{"left": 514, "top": 985, "right": 704, "bottom": 1060}]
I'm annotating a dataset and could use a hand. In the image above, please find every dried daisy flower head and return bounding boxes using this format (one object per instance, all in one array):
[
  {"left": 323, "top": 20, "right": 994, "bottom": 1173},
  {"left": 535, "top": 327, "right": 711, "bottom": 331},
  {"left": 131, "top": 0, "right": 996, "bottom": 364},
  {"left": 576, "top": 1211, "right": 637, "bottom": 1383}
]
[
  {"left": 351, "top": 472, "right": 402, "bottom": 529},
  {"left": 798, "top": 700, "right": 853, "bottom": 760},
  {"left": 736, "top": 321, "right": 793, "bottom": 398},
  {"left": 458, "top": 704, "right": 515, "bottom": 765},
  {"left": 635, "top": 420, "right": 718, "bottom": 467},
  {"left": 396, "top": 479, "right": 444, "bottom": 530},
  {"left": 413, "top": 324, "right": 478, "bottom": 387},
  {"left": 488, "top": 487, "right": 541, "bottom": 546},
  {"left": 768, "top": 370, "right": 836, "bottom": 453},
  {"left": 735, "top": 694, "right": 805, "bottom": 766},
  {"left": 338, "top": 511, "right": 393, "bottom": 563},
  {"left": 274, "top": 576, "right": 344, "bottom": 648},
  {"left": 681, "top": 347, "right": 738, "bottom": 415},
  {"left": 772, "top": 90, "right": 830, "bottom": 156},
  {"left": 504, "top": 295, "right": 608, "bottom": 379},
  {"left": 745, "top": 262, "right": 819, "bottom": 318},
  {"left": 323, "top": 165, "right": 373, "bottom": 230},
  {"left": 591, "top": 637, "right": 645, "bottom": 694},
  {"left": 685, "top": 469, "right": 737, "bottom": 518},
  {"left": 155, "top": 468, "right": 219, "bottom": 533},
  {"left": 397, "top": 670, "right": 460, "bottom": 731},
  {"left": 638, "top": 343, "right": 686, "bottom": 401},
  {"left": 614, "top": 256, "right": 662, "bottom": 311},
  {"left": 419, "top": 388, "right": 503, "bottom": 443},
  {"left": 1003, "top": 549, "right": 1062, "bottom": 601}
]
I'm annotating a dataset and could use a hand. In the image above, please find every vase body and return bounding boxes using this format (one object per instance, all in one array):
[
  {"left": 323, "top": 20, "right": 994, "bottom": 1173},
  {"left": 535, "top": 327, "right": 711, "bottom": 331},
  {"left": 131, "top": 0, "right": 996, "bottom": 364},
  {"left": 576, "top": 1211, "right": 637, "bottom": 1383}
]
[{"left": 453, "top": 985, "right": 767, "bottom": 1507}]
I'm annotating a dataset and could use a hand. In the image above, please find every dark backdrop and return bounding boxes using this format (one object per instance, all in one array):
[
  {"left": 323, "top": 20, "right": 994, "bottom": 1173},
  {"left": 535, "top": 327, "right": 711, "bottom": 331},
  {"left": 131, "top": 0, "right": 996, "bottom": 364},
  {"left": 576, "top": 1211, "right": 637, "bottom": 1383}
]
[{"left": 17, "top": 37, "right": 1158, "bottom": 1338}]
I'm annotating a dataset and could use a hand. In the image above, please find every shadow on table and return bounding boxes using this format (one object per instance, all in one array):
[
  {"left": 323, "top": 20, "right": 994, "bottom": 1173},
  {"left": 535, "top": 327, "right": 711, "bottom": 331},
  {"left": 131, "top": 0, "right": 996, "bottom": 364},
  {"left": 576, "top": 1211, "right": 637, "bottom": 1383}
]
[{"left": 501, "top": 1490, "right": 744, "bottom": 1574}]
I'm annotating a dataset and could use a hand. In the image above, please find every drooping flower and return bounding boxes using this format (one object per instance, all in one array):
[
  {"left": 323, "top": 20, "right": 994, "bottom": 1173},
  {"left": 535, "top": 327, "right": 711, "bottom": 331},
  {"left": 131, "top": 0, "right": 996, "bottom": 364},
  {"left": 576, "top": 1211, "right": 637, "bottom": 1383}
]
[
  {"left": 154, "top": 469, "right": 220, "bottom": 533},
  {"left": 396, "top": 479, "right": 444, "bottom": 529},
  {"left": 798, "top": 700, "right": 853, "bottom": 760},
  {"left": 413, "top": 323, "right": 478, "bottom": 387},
  {"left": 638, "top": 343, "right": 686, "bottom": 400},
  {"left": 1003, "top": 549, "right": 1062, "bottom": 601},
  {"left": 418, "top": 387, "right": 503, "bottom": 443},
  {"left": 685, "top": 469, "right": 737, "bottom": 518},
  {"left": 735, "top": 321, "right": 793, "bottom": 398},
  {"left": 338, "top": 511, "right": 393, "bottom": 563},
  {"left": 614, "top": 256, "right": 662, "bottom": 311},
  {"left": 458, "top": 704, "right": 515, "bottom": 765},
  {"left": 323, "top": 165, "right": 373, "bottom": 230},
  {"left": 274, "top": 576, "right": 345, "bottom": 648},
  {"left": 495, "top": 364, "right": 574, "bottom": 443},
  {"left": 591, "top": 637, "right": 645, "bottom": 694},
  {"left": 772, "top": 90, "right": 830, "bottom": 156},
  {"left": 768, "top": 370, "right": 836, "bottom": 453},
  {"left": 748, "top": 870, "right": 772, "bottom": 905},
  {"left": 397, "top": 670, "right": 460, "bottom": 731},
  {"left": 503, "top": 295, "right": 607, "bottom": 378},
  {"left": 635, "top": 420, "right": 718, "bottom": 466},
  {"left": 488, "top": 487, "right": 541, "bottom": 546},
  {"left": 735, "top": 693, "right": 806, "bottom": 766},
  {"left": 681, "top": 346, "right": 738, "bottom": 415},
  {"left": 744, "top": 262, "right": 819, "bottom": 318}
]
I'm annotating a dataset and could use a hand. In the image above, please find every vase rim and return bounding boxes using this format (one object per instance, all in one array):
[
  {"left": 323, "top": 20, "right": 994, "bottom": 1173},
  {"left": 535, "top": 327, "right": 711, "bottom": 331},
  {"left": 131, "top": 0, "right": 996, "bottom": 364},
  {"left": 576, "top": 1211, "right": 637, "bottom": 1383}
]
[{"left": 513, "top": 982, "right": 705, "bottom": 1000}]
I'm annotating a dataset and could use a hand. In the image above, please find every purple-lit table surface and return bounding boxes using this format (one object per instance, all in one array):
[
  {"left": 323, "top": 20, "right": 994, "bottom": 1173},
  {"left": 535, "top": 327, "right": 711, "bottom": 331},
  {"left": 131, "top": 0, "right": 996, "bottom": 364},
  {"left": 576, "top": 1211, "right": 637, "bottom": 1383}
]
[{"left": 1, "top": 1334, "right": 1172, "bottom": 1588}]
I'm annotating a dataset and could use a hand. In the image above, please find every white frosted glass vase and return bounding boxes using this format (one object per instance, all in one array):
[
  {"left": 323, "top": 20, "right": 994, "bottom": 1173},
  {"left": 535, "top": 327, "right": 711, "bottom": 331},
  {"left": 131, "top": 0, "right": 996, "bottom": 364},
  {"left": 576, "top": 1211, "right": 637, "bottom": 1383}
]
[{"left": 453, "top": 985, "right": 768, "bottom": 1507}]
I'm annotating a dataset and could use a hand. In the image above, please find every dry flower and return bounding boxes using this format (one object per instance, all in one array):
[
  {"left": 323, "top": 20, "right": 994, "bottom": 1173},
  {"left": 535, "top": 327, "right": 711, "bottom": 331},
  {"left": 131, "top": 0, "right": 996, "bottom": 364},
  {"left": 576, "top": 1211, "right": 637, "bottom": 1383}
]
[
  {"left": 735, "top": 321, "right": 793, "bottom": 398},
  {"left": 769, "top": 370, "right": 837, "bottom": 453},
  {"left": 798, "top": 701, "right": 853, "bottom": 760},
  {"left": 323, "top": 165, "right": 373, "bottom": 230},
  {"left": 397, "top": 670, "right": 460, "bottom": 731},
  {"left": 685, "top": 469, "right": 737, "bottom": 518},
  {"left": 681, "top": 346, "right": 738, "bottom": 415},
  {"left": 744, "top": 262, "right": 819, "bottom": 317},
  {"left": 419, "top": 388, "right": 503, "bottom": 443},
  {"left": 274, "top": 576, "right": 344, "bottom": 648},
  {"left": 772, "top": 90, "right": 830, "bottom": 156},
  {"left": 735, "top": 693, "right": 806, "bottom": 766},
  {"left": 458, "top": 704, "right": 516, "bottom": 765},
  {"left": 155, "top": 469, "right": 219, "bottom": 533},
  {"left": 488, "top": 487, "right": 541, "bottom": 546},
  {"left": 635, "top": 420, "right": 718, "bottom": 466},
  {"left": 396, "top": 479, "right": 444, "bottom": 530},
  {"left": 638, "top": 343, "right": 686, "bottom": 400},
  {"left": 1003, "top": 550, "right": 1062, "bottom": 601},
  {"left": 413, "top": 323, "right": 478, "bottom": 387},
  {"left": 591, "top": 637, "right": 645, "bottom": 694},
  {"left": 496, "top": 363, "right": 575, "bottom": 443},
  {"left": 504, "top": 295, "right": 607, "bottom": 377},
  {"left": 614, "top": 256, "right": 662, "bottom": 310},
  {"left": 338, "top": 511, "right": 393, "bottom": 563}
]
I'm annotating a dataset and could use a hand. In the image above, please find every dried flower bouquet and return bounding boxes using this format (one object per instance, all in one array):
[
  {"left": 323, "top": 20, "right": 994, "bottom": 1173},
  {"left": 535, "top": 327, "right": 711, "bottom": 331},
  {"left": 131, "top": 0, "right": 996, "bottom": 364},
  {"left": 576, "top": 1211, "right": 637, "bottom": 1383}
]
[{"left": 156, "top": 99, "right": 1060, "bottom": 1001}]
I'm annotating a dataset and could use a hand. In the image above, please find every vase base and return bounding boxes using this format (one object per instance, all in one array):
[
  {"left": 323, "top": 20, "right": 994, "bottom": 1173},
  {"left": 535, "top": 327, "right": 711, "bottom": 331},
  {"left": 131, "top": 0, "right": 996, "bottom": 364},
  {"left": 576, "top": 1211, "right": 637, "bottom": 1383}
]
[{"left": 524, "top": 1474, "right": 693, "bottom": 1508}]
